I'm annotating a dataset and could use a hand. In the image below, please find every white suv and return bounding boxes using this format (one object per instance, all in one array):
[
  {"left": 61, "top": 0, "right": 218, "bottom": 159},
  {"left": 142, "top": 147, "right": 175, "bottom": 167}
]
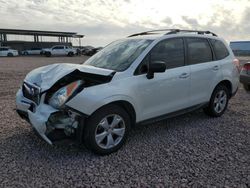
[
  {"left": 0, "top": 47, "right": 18, "bottom": 57},
  {"left": 44, "top": 45, "right": 76, "bottom": 57},
  {"left": 16, "top": 29, "right": 240, "bottom": 154}
]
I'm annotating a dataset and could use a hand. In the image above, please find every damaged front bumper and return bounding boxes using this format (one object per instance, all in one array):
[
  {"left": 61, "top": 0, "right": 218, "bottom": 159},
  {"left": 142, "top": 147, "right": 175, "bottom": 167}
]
[{"left": 16, "top": 89, "right": 83, "bottom": 145}]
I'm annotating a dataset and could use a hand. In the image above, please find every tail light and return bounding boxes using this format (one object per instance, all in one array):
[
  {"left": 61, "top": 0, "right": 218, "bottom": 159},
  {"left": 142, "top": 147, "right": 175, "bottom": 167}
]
[
  {"left": 242, "top": 63, "right": 250, "bottom": 71},
  {"left": 233, "top": 59, "right": 241, "bottom": 72}
]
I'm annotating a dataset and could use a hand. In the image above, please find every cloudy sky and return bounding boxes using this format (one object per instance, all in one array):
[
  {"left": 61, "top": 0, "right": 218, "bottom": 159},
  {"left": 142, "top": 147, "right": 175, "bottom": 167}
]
[{"left": 0, "top": 0, "right": 250, "bottom": 46}]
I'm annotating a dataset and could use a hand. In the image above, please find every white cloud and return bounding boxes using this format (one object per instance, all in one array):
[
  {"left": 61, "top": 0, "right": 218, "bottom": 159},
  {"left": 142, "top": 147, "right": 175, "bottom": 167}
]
[{"left": 0, "top": 0, "right": 250, "bottom": 46}]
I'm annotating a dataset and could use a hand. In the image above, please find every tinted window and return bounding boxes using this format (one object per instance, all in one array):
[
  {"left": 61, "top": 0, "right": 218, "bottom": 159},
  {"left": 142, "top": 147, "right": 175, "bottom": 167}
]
[
  {"left": 135, "top": 55, "right": 150, "bottom": 75},
  {"left": 210, "top": 39, "right": 229, "bottom": 60},
  {"left": 187, "top": 38, "right": 212, "bottom": 64},
  {"left": 53, "top": 46, "right": 64, "bottom": 50},
  {"left": 32, "top": 48, "right": 41, "bottom": 50},
  {"left": 0, "top": 48, "right": 8, "bottom": 51},
  {"left": 151, "top": 38, "right": 185, "bottom": 69}
]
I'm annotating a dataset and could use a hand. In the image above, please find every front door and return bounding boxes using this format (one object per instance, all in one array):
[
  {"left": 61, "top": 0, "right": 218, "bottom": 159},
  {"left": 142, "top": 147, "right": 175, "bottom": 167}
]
[{"left": 133, "top": 38, "right": 191, "bottom": 121}]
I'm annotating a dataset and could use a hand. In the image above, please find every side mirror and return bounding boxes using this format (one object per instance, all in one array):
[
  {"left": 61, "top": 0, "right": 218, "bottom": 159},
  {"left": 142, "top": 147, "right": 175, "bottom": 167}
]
[{"left": 147, "top": 61, "right": 166, "bottom": 79}]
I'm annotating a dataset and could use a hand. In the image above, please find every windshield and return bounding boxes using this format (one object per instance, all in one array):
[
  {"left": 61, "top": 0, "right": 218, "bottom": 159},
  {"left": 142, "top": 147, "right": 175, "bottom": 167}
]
[{"left": 84, "top": 39, "right": 153, "bottom": 71}]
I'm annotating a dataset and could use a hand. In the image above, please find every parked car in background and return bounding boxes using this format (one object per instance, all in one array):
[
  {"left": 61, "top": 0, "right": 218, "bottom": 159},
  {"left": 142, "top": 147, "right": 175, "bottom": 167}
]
[
  {"left": 16, "top": 29, "right": 239, "bottom": 155},
  {"left": 40, "top": 48, "right": 50, "bottom": 55},
  {"left": 43, "top": 45, "right": 76, "bottom": 57},
  {"left": 84, "top": 47, "right": 103, "bottom": 56},
  {"left": 240, "top": 62, "right": 250, "bottom": 91},
  {"left": 81, "top": 46, "right": 94, "bottom": 55},
  {"left": 0, "top": 47, "right": 18, "bottom": 57},
  {"left": 22, "top": 48, "right": 43, "bottom": 55}
]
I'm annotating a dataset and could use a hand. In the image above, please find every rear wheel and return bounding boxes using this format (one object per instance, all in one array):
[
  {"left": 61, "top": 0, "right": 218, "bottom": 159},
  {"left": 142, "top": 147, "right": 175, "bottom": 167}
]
[
  {"left": 7, "top": 53, "right": 13, "bottom": 57},
  {"left": 243, "top": 84, "right": 250, "bottom": 91},
  {"left": 83, "top": 104, "right": 131, "bottom": 155},
  {"left": 203, "top": 85, "right": 229, "bottom": 117},
  {"left": 45, "top": 52, "right": 51, "bottom": 57},
  {"left": 68, "top": 52, "right": 74, "bottom": 57},
  {"left": 24, "top": 52, "right": 28, "bottom": 56}
]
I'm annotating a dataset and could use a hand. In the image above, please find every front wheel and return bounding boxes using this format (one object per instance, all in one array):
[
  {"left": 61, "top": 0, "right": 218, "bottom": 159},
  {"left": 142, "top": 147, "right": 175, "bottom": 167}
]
[
  {"left": 203, "top": 85, "right": 229, "bottom": 117},
  {"left": 67, "top": 52, "right": 74, "bottom": 57},
  {"left": 83, "top": 104, "right": 131, "bottom": 155}
]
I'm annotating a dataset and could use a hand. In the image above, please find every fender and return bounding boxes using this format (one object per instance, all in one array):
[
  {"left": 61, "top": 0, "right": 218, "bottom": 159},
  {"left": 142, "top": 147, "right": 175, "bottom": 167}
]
[{"left": 67, "top": 94, "right": 140, "bottom": 121}]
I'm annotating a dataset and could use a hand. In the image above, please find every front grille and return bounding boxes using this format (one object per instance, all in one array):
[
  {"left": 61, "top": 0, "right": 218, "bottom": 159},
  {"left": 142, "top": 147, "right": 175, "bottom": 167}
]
[{"left": 22, "top": 81, "right": 41, "bottom": 105}]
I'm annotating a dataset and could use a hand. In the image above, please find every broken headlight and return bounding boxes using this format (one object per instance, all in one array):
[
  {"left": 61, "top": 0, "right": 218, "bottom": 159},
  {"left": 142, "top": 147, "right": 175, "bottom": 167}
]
[{"left": 48, "top": 80, "right": 83, "bottom": 109}]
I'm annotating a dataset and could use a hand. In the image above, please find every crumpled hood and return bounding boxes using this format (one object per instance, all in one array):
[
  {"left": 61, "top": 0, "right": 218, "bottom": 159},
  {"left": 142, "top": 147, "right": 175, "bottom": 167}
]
[{"left": 25, "top": 63, "right": 114, "bottom": 91}]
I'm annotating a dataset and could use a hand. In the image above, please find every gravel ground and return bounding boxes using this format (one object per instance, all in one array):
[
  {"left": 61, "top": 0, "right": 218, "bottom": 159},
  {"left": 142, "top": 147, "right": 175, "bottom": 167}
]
[{"left": 0, "top": 56, "right": 249, "bottom": 187}]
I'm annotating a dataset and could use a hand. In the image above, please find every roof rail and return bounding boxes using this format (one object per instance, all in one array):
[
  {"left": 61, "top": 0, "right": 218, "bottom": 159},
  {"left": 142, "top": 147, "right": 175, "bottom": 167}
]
[
  {"left": 165, "top": 29, "right": 217, "bottom": 36},
  {"left": 128, "top": 29, "right": 173, "bottom": 37},
  {"left": 128, "top": 29, "right": 217, "bottom": 37}
]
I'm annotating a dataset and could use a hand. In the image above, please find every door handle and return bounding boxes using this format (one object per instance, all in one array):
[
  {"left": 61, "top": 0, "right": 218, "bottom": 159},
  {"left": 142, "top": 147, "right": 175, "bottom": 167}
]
[
  {"left": 179, "top": 73, "right": 189, "bottom": 78},
  {"left": 212, "top": 65, "right": 219, "bottom": 71}
]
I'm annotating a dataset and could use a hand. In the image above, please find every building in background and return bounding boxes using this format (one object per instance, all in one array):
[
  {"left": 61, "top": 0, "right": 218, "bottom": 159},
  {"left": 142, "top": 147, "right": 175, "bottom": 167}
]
[
  {"left": 230, "top": 41, "right": 250, "bottom": 56},
  {"left": 0, "top": 28, "right": 84, "bottom": 52}
]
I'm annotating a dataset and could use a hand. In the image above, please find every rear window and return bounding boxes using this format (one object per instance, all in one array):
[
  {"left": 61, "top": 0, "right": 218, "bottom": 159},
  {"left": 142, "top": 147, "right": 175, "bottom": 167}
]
[
  {"left": 187, "top": 38, "right": 213, "bottom": 65},
  {"left": 210, "top": 39, "right": 229, "bottom": 60},
  {"left": 0, "top": 48, "right": 8, "bottom": 51}
]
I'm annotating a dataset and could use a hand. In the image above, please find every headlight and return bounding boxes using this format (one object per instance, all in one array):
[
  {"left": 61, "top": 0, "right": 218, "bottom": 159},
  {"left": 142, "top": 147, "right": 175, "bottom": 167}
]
[{"left": 49, "top": 80, "right": 83, "bottom": 108}]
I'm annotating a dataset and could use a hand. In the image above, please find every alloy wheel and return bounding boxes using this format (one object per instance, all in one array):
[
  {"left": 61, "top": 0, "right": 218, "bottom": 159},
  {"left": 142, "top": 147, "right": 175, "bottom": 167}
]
[
  {"left": 213, "top": 90, "right": 227, "bottom": 113},
  {"left": 95, "top": 114, "right": 125, "bottom": 149}
]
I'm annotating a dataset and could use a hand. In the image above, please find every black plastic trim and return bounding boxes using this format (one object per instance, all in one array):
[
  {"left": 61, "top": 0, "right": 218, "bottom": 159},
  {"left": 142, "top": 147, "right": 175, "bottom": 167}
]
[
  {"left": 137, "top": 103, "right": 208, "bottom": 126},
  {"left": 16, "top": 109, "right": 30, "bottom": 123}
]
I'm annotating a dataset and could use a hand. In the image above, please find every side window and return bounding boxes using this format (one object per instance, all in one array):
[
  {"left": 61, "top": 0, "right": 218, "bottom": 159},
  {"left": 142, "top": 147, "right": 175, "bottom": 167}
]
[
  {"left": 210, "top": 39, "right": 229, "bottom": 60},
  {"left": 135, "top": 55, "right": 150, "bottom": 75},
  {"left": 151, "top": 38, "right": 185, "bottom": 69},
  {"left": 53, "top": 46, "right": 64, "bottom": 50},
  {"left": 187, "top": 38, "right": 213, "bottom": 65}
]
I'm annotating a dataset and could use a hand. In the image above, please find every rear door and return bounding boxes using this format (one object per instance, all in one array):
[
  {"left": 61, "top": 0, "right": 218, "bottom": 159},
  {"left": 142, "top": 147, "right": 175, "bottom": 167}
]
[
  {"left": 185, "top": 37, "right": 222, "bottom": 105},
  {"left": 52, "top": 46, "right": 65, "bottom": 55},
  {"left": 0, "top": 48, "right": 8, "bottom": 56},
  {"left": 134, "top": 38, "right": 191, "bottom": 120}
]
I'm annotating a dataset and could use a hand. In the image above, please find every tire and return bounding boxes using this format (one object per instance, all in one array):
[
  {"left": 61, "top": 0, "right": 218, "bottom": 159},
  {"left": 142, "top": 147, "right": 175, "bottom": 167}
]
[
  {"left": 83, "top": 104, "right": 131, "bottom": 155},
  {"left": 7, "top": 53, "right": 13, "bottom": 57},
  {"left": 243, "top": 84, "right": 250, "bottom": 91},
  {"left": 68, "top": 52, "right": 74, "bottom": 57},
  {"left": 203, "top": 85, "right": 229, "bottom": 117},
  {"left": 24, "top": 52, "right": 28, "bottom": 56},
  {"left": 45, "top": 52, "right": 51, "bottom": 57}
]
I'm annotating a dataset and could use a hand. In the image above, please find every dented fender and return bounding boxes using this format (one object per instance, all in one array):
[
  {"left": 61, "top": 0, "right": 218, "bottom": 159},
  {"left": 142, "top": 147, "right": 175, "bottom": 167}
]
[{"left": 66, "top": 88, "right": 139, "bottom": 121}]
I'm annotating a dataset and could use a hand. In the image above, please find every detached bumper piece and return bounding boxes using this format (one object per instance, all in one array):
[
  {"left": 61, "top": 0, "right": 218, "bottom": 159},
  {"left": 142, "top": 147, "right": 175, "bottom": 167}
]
[{"left": 16, "top": 88, "right": 82, "bottom": 145}]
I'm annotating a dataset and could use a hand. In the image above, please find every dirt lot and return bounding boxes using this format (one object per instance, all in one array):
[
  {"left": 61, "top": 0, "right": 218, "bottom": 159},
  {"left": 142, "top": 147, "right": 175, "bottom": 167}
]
[{"left": 0, "top": 56, "right": 249, "bottom": 187}]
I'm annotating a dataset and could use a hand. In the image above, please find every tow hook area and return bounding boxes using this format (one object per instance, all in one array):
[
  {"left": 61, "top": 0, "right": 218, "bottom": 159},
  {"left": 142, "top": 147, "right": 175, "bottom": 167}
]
[{"left": 46, "top": 110, "right": 80, "bottom": 142}]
